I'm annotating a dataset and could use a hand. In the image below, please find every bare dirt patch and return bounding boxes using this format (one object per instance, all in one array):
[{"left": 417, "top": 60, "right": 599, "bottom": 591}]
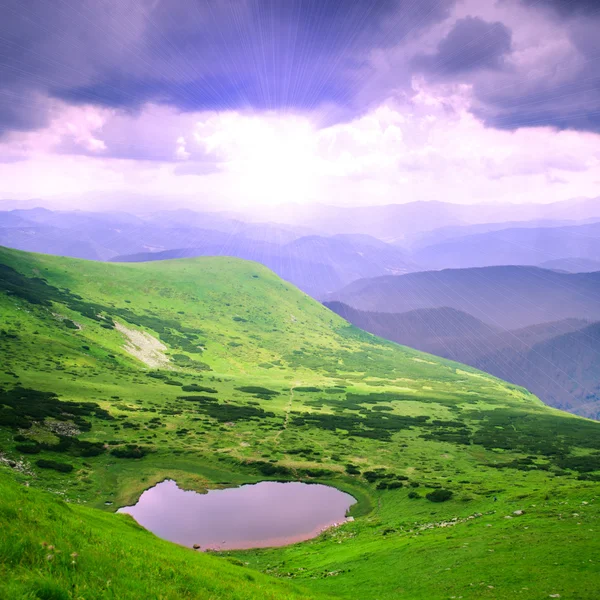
[{"left": 115, "top": 322, "right": 170, "bottom": 368}]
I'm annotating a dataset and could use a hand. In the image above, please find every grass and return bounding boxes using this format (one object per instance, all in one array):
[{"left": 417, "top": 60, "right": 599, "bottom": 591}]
[
  {"left": 0, "top": 245, "right": 599, "bottom": 599},
  {"left": 0, "top": 475, "right": 326, "bottom": 600}
]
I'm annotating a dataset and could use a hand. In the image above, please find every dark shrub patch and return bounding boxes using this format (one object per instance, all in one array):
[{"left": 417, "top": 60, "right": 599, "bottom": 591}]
[
  {"left": 110, "top": 445, "right": 150, "bottom": 459},
  {"left": 408, "top": 491, "right": 421, "bottom": 499},
  {"left": 556, "top": 453, "right": 600, "bottom": 473},
  {"left": 345, "top": 464, "right": 361, "bottom": 475},
  {"left": 36, "top": 459, "right": 74, "bottom": 473},
  {"left": 386, "top": 481, "right": 404, "bottom": 489},
  {"left": 426, "top": 489, "right": 453, "bottom": 503},
  {"left": 294, "top": 386, "right": 321, "bottom": 393},
  {"left": 251, "top": 461, "right": 292, "bottom": 477},
  {"left": 235, "top": 386, "right": 279, "bottom": 397},
  {"left": 0, "top": 386, "right": 112, "bottom": 432},
  {"left": 181, "top": 385, "right": 218, "bottom": 393},
  {"left": 15, "top": 443, "right": 41, "bottom": 454},
  {"left": 177, "top": 395, "right": 219, "bottom": 403}
]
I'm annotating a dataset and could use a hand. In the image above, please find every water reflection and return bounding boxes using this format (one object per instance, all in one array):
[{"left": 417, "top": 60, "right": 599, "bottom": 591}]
[{"left": 118, "top": 479, "right": 356, "bottom": 550}]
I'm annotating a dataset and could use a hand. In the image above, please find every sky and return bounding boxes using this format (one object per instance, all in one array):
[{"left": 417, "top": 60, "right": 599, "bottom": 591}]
[{"left": 1, "top": 0, "right": 600, "bottom": 209}]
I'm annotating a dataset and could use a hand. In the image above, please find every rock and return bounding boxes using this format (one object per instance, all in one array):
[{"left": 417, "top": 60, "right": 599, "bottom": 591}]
[
  {"left": 193, "top": 544, "right": 201, "bottom": 550},
  {"left": 513, "top": 510, "right": 525, "bottom": 516}
]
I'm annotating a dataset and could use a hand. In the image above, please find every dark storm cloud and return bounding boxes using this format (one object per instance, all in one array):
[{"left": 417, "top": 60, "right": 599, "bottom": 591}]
[
  {"left": 520, "top": 0, "right": 600, "bottom": 17},
  {"left": 413, "top": 16, "right": 512, "bottom": 75},
  {"left": 0, "top": 0, "right": 455, "bottom": 136},
  {"left": 472, "top": 5, "right": 600, "bottom": 133}
]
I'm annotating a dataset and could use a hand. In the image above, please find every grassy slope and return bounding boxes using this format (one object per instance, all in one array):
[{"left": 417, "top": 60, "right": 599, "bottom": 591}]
[
  {"left": 0, "top": 475, "right": 325, "bottom": 600},
  {"left": 0, "top": 246, "right": 599, "bottom": 599}
]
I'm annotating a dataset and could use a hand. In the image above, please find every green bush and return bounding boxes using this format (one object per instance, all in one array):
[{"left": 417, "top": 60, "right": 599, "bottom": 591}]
[
  {"left": 36, "top": 459, "right": 74, "bottom": 473},
  {"left": 426, "top": 489, "right": 453, "bottom": 503},
  {"left": 15, "top": 443, "right": 41, "bottom": 454}
]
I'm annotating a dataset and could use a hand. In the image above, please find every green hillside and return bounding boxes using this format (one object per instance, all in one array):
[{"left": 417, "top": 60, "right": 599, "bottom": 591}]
[{"left": 1, "top": 246, "right": 599, "bottom": 599}]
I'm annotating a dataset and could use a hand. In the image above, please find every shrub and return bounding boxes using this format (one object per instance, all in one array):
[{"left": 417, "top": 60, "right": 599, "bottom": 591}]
[
  {"left": 386, "top": 481, "right": 404, "bottom": 489},
  {"left": 36, "top": 459, "right": 74, "bottom": 473},
  {"left": 408, "top": 491, "right": 421, "bottom": 499},
  {"left": 15, "top": 443, "right": 41, "bottom": 454},
  {"left": 426, "top": 489, "right": 453, "bottom": 503},
  {"left": 235, "top": 386, "right": 279, "bottom": 397},
  {"left": 345, "top": 464, "right": 361, "bottom": 475},
  {"left": 110, "top": 445, "right": 149, "bottom": 459},
  {"left": 181, "top": 385, "right": 217, "bottom": 393}
]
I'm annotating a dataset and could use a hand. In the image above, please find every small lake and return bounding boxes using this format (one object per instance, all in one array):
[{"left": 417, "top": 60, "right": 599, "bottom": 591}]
[{"left": 118, "top": 479, "right": 356, "bottom": 550}]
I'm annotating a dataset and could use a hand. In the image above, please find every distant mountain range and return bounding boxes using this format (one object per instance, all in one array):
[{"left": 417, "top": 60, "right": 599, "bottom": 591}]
[
  {"left": 233, "top": 197, "right": 600, "bottom": 241},
  {"left": 0, "top": 208, "right": 419, "bottom": 298},
  {"left": 327, "top": 266, "right": 600, "bottom": 329},
  {"left": 326, "top": 301, "right": 600, "bottom": 419},
  {"left": 413, "top": 221, "right": 600, "bottom": 270},
  {"left": 113, "top": 234, "right": 418, "bottom": 298},
  {"left": 539, "top": 258, "right": 600, "bottom": 273}
]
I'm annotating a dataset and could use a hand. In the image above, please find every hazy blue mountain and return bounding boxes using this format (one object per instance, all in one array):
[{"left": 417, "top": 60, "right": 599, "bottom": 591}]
[
  {"left": 0, "top": 208, "right": 310, "bottom": 260},
  {"left": 326, "top": 301, "right": 598, "bottom": 417},
  {"left": 539, "top": 258, "right": 600, "bottom": 273},
  {"left": 324, "top": 302, "right": 498, "bottom": 359},
  {"left": 113, "top": 234, "right": 418, "bottom": 298},
  {"left": 406, "top": 218, "right": 600, "bottom": 250},
  {"left": 327, "top": 266, "right": 600, "bottom": 329},
  {"left": 234, "top": 197, "right": 600, "bottom": 240},
  {"left": 476, "top": 322, "right": 600, "bottom": 419},
  {"left": 414, "top": 222, "right": 600, "bottom": 270}
]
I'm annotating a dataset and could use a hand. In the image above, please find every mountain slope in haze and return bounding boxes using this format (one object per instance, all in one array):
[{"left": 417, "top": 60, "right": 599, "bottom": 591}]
[
  {"left": 406, "top": 218, "right": 600, "bottom": 250},
  {"left": 0, "top": 207, "right": 310, "bottom": 261},
  {"left": 328, "top": 266, "right": 600, "bottom": 329},
  {"left": 326, "top": 301, "right": 599, "bottom": 418},
  {"left": 113, "top": 234, "right": 418, "bottom": 298},
  {"left": 540, "top": 257, "right": 600, "bottom": 273},
  {"left": 477, "top": 322, "right": 600, "bottom": 419},
  {"left": 234, "top": 197, "right": 600, "bottom": 240},
  {"left": 324, "top": 302, "right": 498, "bottom": 359},
  {"left": 112, "top": 243, "right": 344, "bottom": 297},
  {"left": 414, "top": 221, "right": 600, "bottom": 270},
  {"left": 1, "top": 246, "right": 600, "bottom": 599}
]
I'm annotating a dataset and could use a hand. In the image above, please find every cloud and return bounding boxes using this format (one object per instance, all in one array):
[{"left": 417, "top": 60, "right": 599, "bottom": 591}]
[
  {"left": 0, "top": 0, "right": 456, "bottom": 136},
  {"left": 1, "top": 86, "right": 599, "bottom": 207},
  {"left": 413, "top": 17, "right": 512, "bottom": 75},
  {"left": 519, "top": 0, "right": 600, "bottom": 17},
  {"left": 467, "top": 1, "right": 600, "bottom": 132}
]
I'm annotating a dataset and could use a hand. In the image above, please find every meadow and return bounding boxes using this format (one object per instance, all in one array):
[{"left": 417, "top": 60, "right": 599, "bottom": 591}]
[{"left": 0, "top": 246, "right": 599, "bottom": 599}]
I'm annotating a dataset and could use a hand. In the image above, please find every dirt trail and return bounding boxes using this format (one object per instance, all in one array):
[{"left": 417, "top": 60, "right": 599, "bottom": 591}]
[{"left": 274, "top": 384, "right": 298, "bottom": 443}]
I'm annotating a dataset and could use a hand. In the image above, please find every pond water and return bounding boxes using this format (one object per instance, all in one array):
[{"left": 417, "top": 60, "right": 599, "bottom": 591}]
[{"left": 118, "top": 479, "right": 356, "bottom": 550}]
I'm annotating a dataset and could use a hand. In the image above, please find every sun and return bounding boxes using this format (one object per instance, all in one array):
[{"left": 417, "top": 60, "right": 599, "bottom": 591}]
[{"left": 199, "top": 112, "right": 322, "bottom": 206}]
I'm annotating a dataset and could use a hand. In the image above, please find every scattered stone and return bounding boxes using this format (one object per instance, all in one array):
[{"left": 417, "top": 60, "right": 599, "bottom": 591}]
[
  {"left": 193, "top": 544, "right": 201, "bottom": 550},
  {"left": 513, "top": 510, "right": 525, "bottom": 516}
]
